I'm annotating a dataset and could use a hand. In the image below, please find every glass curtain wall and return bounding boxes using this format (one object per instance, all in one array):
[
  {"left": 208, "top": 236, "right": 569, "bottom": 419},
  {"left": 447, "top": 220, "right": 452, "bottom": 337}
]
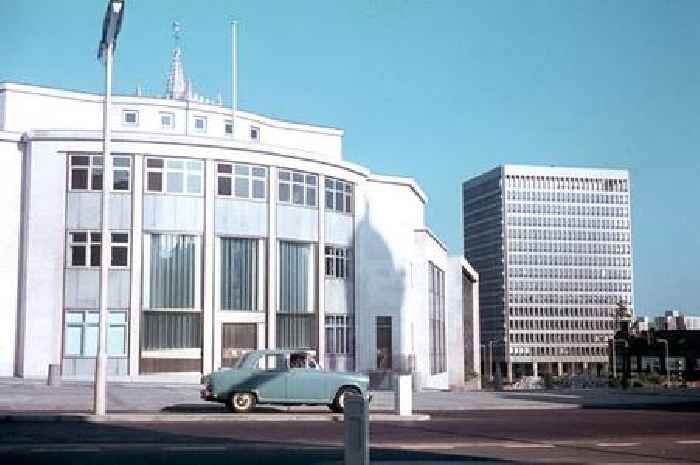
[
  {"left": 277, "top": 241, "right": 314, "bottom": 349},
  {"left": 429, "top": 262, "right": 446, "bottom": 374},
  {"left": 221, "top": 238, "right": 259, "bottom": 311},
  {"left": 144, "top": 234, "right": 201, "bottom": 350}
]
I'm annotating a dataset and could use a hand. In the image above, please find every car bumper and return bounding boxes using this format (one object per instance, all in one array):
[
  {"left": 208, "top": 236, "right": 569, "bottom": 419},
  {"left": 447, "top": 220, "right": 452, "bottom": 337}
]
[{"left": 200, "top": 387, "right": 214, "bottom": 401}]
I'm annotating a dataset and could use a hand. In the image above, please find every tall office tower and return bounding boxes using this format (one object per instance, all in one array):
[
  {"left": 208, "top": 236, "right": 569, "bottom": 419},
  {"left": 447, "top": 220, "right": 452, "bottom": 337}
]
[{"left": 463, "top": 165, "right": 633, "bottom": 381}]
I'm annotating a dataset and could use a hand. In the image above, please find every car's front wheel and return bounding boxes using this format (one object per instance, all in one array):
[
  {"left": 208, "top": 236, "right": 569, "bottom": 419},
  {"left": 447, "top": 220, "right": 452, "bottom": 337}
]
[
  {"left": 329, "top": 386, "right": 361, "bottom": 413},
  {"left": 228, "top": 392, "right": 256, "bottom": 413}
]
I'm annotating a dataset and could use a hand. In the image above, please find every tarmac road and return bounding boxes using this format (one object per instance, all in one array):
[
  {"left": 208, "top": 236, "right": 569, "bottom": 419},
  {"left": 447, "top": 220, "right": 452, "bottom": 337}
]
[{"left": 2, "top": 407, "right": 700, "bottom": 464}]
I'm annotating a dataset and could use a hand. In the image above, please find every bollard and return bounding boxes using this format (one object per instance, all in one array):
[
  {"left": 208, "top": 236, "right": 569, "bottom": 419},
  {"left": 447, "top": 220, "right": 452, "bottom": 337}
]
[
  {"left": 47, "top": 364, "right": 61, "bottom": 386},
  {"left": 394, "top": 373, "right": 412, "bottom": 416},
  {"left": 344, "top": 393, "right": 369, "bottom": 465}
]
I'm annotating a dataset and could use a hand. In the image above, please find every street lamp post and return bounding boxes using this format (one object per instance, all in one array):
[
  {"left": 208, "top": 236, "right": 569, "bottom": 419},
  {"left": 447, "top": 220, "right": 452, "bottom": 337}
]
[
  {"left": 657, "top": 338, "right": 670, "bottom": 387},
  {"left": 94, "top": 0, "right": 124, "bottom": 416},
  {"left": 488, "top": 340, "right": 494, "bottom": 382}
]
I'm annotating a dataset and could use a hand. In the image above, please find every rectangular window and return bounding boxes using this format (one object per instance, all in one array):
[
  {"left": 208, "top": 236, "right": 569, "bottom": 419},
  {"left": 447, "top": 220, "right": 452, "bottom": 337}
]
[
  {"left": 160, "top": 112, "right": 175, "bottom": 129},
  {"left": 110, "top": 232, "right": 130, "bottom": 267},
  {"left": 216, "top": 162, "right": 267, "bottom": 200},
  {"left": 68, "top": 231, "right": 101, "bottom": 267},
  {"left": 325, "top": 178, "right": 353, "bottom": 213},
  {"left": 122, "top": 110, "right": 138, "bottom": 127},
  {"left": 277, "top": 241, "right": 315, "bottom": 349},
  {"left": 429, "top": 262, "right": 446, "bottom": 374},
  {"left": 145, "top": 157, "right": 203, "bottom": 194},
  {"left": 69, "top": 154, "right": 102, "bottom": 191},
  {"left": 324, "top": 246, "right": 351, "bottom": 279},
  {"left": 112, "top": 156, "right": 131, "bottom": 191},
  {"left": 63, "top": 310, "right": 126, "bottom": 357},
  {"left": 142, "top": 311, "right": 201, "bottom": 350},
  {"left": 193, "top": 116, "right": 207, "bottom": 132},
  {"left": 147, "top": 234, "right": 198, "bottom": 309},
  {"left": 225, "top": 120, "right": 233, "bottom": 135},
  {"left": 325, "top": 315, "right": 354, "bottom": 355},
  {"left": 250, "top": 126, "right": 259, "bottom": 141},
  {"left": 376, "top": 316, "right": 392, "bottom": 369},
  {"left": 278, "top": 170, "right": 317, "bottom": 207},
  {"left": 221, "top": 238, "right": 259, "bottom": 311}
]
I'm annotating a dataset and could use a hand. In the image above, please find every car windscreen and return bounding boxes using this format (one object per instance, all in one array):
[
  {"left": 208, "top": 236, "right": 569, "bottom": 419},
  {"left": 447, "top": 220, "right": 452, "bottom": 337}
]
[{"left": 235, "top": 352, "right": 258, "bottom": 369}]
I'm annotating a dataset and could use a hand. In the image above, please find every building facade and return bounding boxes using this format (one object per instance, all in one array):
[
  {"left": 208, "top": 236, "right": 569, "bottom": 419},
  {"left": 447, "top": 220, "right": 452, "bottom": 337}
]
[
  {"left": 654, "top": 311, "right": 700, "bottom": 331},
  {"left": 0, "top": 48, "right": 479, "bottom": 390},
  {"left": 463, "top": 165, "right": 633, "bottom": 380}
]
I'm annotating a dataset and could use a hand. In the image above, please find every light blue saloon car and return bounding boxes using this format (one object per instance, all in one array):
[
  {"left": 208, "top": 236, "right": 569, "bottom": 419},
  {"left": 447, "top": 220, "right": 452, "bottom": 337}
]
[{"left": 201, "top": 350, "right": 370, "bottom": 413}]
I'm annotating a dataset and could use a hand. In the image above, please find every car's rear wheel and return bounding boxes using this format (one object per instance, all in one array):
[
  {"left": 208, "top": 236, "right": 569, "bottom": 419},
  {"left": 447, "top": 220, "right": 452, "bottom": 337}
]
[
  {"left": 228, "top": 392, "right": 256, "bottom": 413},
  {"left": 330, "top": 386, "right": 360, "bottom": 413}
]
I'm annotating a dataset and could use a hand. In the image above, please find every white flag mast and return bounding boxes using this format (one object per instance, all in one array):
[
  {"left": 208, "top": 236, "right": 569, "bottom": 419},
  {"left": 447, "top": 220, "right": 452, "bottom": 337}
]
[{"left": 231, "top": 20, "right": 238, "bottom": 136}]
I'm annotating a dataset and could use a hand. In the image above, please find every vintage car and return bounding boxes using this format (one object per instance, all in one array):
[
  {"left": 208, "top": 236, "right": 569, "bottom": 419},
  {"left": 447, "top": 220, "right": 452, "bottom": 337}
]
[{"left": 200, "top": 350, "right": 371, "bottom": 413}]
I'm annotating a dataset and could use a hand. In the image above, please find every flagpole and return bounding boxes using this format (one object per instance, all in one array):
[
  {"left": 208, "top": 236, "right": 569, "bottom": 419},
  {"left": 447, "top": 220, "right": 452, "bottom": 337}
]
[{"left": 231, "top": 20, "right": 238, "bottom": 136}]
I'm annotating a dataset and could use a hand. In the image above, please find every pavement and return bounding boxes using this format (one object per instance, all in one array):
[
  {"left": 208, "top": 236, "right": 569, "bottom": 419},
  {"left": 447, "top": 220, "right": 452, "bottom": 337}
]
[{"left": 3, "top": 376, "right": 700, "bottom": 418}]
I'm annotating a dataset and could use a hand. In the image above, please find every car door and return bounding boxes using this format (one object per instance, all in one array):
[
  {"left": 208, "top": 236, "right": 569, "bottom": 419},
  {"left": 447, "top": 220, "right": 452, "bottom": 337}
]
[
  {"left": 286, "top": 353, "right": 329, "bottom": 402},
  {"left": 254, "top": 353, "right": 289, "bottom": 402}
]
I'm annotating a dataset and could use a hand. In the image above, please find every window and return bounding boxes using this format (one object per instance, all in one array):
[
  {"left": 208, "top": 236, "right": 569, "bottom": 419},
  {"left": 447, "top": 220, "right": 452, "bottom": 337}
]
[
  {"left": 145, "top": 157, "right": 203, "bottom": 194},
  {"left": 63, "top": 310, "right": 127, "bottom": 357},
  {"left": 278, "top": 170, "right": 317, "bottom": 207},
  {"left": 376, "top": 316, "right": 392, "bottom": 369},
  {"left": 325, "top": 178, "right": 353, "bottom": 213},
  {"left": 68, "top": 154, "right": 130, "bottom": 192},
  {"left": 68, "top": 231, "right": 101, "bottom": 267},
  {"left": 221, "top": 238, "right": 259, "bottom": 311},
  {"left": 69, "top": 154, "right": 102, "bottom": 191},
  {"left": 122, "top": 110, "right": 138, "bottom": 127},
  {"left": 146, "top": 234, "right": 198, "bottom": 309},
  {"left": 277, "top": 241, "right": 315, "bottom": 348},
  {"left": 225, "top": 120, "right": 233, "bottom": 135},
  {"left": 160, "top": 112, "right": 175, "bottom": 129},
  {"left": 216, "top": 163, "right": 266, "bottom": 199},
  {"left": 111, "top": 232, "right": 130, "bottom": 267},
  {"left": 142, "top": 311, "right": 201, "bottom": 350},
  {"left": 324, "top": 246, "right": 352, "bottom": 279},
  {"left": 112, "top": 156, "right": 131, "bottom": 191},
  {"left": 325, "top": 315, "right": 354, "bottom": 355},
  {"left": 193, "top": 116, "right": 207, "bottom": 132},
  {"left": 429, "top": 262, "right": 446, "bottom": 374},
  {"left": 250, "top": 126, "right": 259, "bottom": 141}
]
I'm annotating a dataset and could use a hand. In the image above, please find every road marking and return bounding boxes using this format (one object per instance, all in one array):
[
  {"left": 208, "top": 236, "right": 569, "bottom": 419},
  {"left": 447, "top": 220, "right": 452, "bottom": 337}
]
[
  {"left": 595, "top": 442, "right": 639, "bottom": 447},
  {"left": 162, "top": 446, "right": 227, "bottom": 452},
  {"left": 32, "top": 447, "right": 101, "bottom": 453},
  {"left": 396, "top": 444, "right": 456, "bottom": 450},
  {"left": 503, "top": 443, "right": 555, "bottom": 448},
  {"left": 675, "top": 440, "right": 700, "bottom": 445}
]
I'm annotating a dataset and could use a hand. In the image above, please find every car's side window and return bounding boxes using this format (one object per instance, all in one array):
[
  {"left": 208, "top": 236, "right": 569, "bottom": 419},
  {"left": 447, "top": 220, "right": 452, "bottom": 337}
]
[
  {"left": 265, "top": 354, "right": 287, "bottom": 370},
  {"left": 290, "top": 353, "right": 307, "bottom": 369}
]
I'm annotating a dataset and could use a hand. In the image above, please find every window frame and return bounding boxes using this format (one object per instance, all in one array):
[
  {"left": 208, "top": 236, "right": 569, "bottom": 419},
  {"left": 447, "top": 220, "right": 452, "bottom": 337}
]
[
  {"left": 250, "top": 126, "right": 260, "bottom": 141},
  {"left": 145, "top": 157, "right": 203, "bottom": 195},
  {"left": 325, "top": 314, "right": 355, "bottom": 355},
  {"left": 122, "top": 110, "right": 139, "bottom": 127},
  {"left": 193, "top": 115, "right": 207, "bottom": 133},
  {"left": 224, "top": 120, "right": 233, "bottom": 135},
  {"left": 63, "top": 310, "right": 127, "bottom": 357},
  {"left": 278, "top": 169, "right": 318, "bottom": 207},
  {"left": 216, "top": 162, "right": 267, "bottom": 200},
  {"left": 160, "top": 112, "right": 175, "bottom": 129},
  {"left": 110, "top": 231, "right": 131, "bottom": 268},
  {"left": 324, "top": 245, "right": 352, "bottom": 279},
  {"left": 68, "top": 153, "right": 131, "bottom": 192},
  {"left": 325, "top": 177, "right": 354, "bottom": 214}
]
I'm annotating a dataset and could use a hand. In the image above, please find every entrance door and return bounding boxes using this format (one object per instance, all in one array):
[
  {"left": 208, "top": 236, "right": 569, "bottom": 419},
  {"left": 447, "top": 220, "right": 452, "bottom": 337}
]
[
  {"left": 376, "top": 316, "right": 392, "bottom": 369},
  {"left": 221, "top": 323, "right": 257, "bottom": 368}
]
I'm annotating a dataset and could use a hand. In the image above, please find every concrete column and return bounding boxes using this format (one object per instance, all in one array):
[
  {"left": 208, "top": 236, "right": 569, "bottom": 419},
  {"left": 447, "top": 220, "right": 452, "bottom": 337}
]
[
  {"left": 317, "top": 175, "right": 325, "bottom": 365},
  {"left": 128, "top": 155, "right": 143, "bottom": 375},
  {"left": 557, "top": 361, "right": 563, "bottom": 376},
  {"left": 267, "top": 167, "right": 278, "bottom": 349},
  {"left": 583, "top": 361, "right": 588, "bottom": 375},
  {"left": 202, "top": 159, "right": 216, "bottom": 374},
  {"left": 532, "top": 361, "right": 538, "bottom": 377},
  {"left": 507, "top": 361, "right": 513, "bottom": 382}
]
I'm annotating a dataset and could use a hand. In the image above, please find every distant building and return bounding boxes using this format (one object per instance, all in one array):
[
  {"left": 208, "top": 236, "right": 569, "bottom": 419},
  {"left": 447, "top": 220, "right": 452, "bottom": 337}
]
[
  {"left": 654, "top": 311, "right": 700, "bottom": 331},
  {"left": 636, "top": 316, "right": 650, "bottom": 332},
  {"left": 463, "top": 165, "right": 633, "bottom": 380}
]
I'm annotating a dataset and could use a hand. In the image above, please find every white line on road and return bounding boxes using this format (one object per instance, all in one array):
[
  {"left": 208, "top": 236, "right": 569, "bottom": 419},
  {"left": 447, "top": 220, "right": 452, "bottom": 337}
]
[
  {"left": 162, "top": 446, "right": 227, "bottom": 452},
  {"left": 503, "top": 443, "right": 555, "bottom": 448},
  {"left": 32, "top": 447, "right": 101, "bottom": 453},
  {"left": 675, "top": 440, "right": 700, "bottom": 445},
  {"left": 595, "top": 442, "right": 640, "bottom": 447}
]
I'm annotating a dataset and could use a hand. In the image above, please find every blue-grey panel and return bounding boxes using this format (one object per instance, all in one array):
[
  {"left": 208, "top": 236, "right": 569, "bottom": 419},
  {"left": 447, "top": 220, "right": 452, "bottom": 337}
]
[
  {"left": 62, "top": 357, "right": 127, "bottom": 376},
  {"left": 143, "top": 195, "right": 203, "bottom": 232},
  {"left": 66, "top": 192, "right": 132, "bottom": 230},
  {"left": 64, "top": 269, "right": 130, "bottom": 309},
  {"left": 324, "top": 211, "right": 354, "bottom": 246},
  {"left": 277, "top": 204, "right": 318, "bottom": 242},
  {"left": 64, "top": 268, "right": 99, "bottom": 308},
  {"left": 215, "top": 198, "right": 267, "bottom": 237},
  {"left": 108, "top": 270, "right": 130, "bottom": 309},
  {"left": 324, "top": 279, "right": 354, "bottom": 314}
]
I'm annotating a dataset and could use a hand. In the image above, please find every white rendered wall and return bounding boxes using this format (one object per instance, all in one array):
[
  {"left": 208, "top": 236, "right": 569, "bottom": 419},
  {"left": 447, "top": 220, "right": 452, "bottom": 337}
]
[
  {"left": 0, "top": 137, "right": 22, "bottom": 375},
  {"left": 16, "top": 141, "right": 66, "bottom": 377}
]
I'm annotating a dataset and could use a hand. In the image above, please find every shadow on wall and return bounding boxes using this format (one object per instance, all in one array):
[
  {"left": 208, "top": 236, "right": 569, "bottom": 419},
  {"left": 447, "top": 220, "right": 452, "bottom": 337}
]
[{"left": 354, "top": 200, "right": 409, "bottom": 387}]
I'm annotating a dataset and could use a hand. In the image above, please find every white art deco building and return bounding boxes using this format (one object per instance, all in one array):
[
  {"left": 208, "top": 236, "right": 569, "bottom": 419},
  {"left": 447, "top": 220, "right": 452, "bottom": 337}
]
[{"left": 0, "top": 43, "right": 479, "bottom": 390}]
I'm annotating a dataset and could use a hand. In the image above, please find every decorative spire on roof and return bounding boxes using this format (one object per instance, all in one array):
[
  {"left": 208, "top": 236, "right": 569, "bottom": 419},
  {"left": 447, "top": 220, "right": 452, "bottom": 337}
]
[{"left": 165, "top": 21, "right": 187, "bottom": 100}]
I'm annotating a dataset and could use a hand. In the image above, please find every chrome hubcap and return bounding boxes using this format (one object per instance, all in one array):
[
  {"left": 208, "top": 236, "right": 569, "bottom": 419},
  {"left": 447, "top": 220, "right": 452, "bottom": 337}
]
[{"left": 235, "top": 394, "right": 250, "bottom": 408}]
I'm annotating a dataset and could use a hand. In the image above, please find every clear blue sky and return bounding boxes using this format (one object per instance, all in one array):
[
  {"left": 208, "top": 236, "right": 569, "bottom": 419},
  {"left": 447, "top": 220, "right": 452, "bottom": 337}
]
[{"left": 1, "top": 1, "right": 698, "bottom": 316}]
